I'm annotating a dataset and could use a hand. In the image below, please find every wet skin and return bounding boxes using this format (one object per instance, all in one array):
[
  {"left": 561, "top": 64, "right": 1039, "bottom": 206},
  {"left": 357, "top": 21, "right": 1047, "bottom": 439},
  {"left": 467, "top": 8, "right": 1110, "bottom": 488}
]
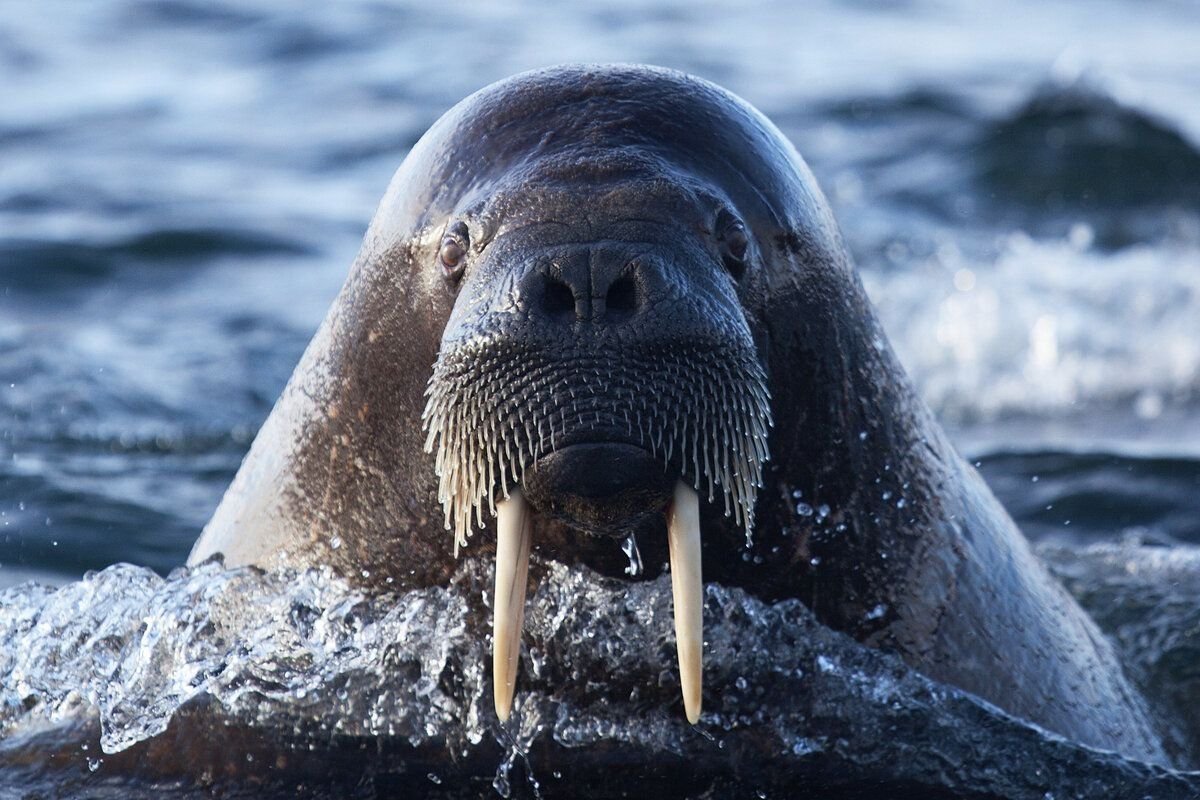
[{"left": 189, "top": 64, "right": 1167, "bottom": 763}]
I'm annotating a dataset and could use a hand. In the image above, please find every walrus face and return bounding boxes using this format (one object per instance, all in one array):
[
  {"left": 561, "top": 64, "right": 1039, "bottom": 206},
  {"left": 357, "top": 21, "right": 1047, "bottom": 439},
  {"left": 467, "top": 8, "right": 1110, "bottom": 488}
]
[
  {"left": 193, "top": 65, "right": 896, "bottom": 727},
  {"left": 421, "top": 172, "right": 773, "bottom": 721},
  {"left": 423, "top": 179, "right": 771, "bottom": 546}
]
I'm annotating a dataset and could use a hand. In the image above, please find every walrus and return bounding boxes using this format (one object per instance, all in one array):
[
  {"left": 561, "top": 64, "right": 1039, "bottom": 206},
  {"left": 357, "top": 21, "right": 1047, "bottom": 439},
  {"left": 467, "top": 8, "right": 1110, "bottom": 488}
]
[{"left": 189, "top": 64, "right": 1166, "bottom": 763}]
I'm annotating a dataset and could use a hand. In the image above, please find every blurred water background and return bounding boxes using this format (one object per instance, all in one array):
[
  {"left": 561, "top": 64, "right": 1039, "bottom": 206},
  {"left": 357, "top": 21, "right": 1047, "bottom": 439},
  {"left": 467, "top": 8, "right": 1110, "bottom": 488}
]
[{"left": 1, "top": 0, "right": 1198, "bottom": 594}]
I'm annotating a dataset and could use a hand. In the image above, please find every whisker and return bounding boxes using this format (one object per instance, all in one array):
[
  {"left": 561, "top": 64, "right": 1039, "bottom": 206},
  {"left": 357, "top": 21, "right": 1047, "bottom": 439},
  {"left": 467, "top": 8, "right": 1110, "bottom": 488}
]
[{"left": 421, "top": 340, "right": 771, "bottom": 551}]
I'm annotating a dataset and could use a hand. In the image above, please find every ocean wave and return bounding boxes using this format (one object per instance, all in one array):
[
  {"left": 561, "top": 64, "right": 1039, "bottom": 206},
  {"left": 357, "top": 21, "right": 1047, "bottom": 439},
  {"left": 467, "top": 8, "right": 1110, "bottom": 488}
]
[
  {"left": 979, "top": 79, "right": 1200, "bottom": 210},
  {"left": 866, "top": 232, "right": 1200, "bottom": 432},
  {"left": 977, "top": 450, "right": 1200, "bottom": 548},
  {"left": 975, "top": 79, "right": 1200, "bottom": 246},
  {"left": 0, "top": 557, "right": 1194, "bottom": 795},
  {"left": 0, "top": 428, "right": 245, "bottom": 584},
  {"left": 0, "top": 229, "right": 313, "bottom": 293}
]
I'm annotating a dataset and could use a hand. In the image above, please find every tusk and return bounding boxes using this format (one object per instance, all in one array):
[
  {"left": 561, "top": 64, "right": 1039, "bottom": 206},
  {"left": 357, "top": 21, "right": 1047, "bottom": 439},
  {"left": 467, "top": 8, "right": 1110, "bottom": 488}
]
[
  {"left": 668, "top": 480, "right": 703, "bottom": 724},
  {"left": 493, "top": 488, "right": 533, "bottom": 721}
]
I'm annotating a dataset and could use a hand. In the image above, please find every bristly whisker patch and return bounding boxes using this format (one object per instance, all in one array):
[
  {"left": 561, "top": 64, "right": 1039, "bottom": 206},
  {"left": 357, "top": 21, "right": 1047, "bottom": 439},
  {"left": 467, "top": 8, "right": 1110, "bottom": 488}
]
[{"left": 421, "top": 338, "right": 772, "bottom": 554}]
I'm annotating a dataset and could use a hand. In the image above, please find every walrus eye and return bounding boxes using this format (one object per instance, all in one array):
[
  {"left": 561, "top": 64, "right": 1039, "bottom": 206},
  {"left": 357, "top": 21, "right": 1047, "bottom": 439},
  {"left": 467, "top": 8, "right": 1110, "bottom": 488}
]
[
  {"left": 718, "top": 215, "right": 749, "bottom": 279},
  {"left": 439, "top": 222, "right": 469, "bottom": 280}
]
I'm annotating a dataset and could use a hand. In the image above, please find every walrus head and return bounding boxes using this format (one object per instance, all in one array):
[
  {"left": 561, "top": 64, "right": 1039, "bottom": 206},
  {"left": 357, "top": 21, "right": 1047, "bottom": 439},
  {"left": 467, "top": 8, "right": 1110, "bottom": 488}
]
[{"left": 195, "top": 64, "right": 923, "bottom": 727}]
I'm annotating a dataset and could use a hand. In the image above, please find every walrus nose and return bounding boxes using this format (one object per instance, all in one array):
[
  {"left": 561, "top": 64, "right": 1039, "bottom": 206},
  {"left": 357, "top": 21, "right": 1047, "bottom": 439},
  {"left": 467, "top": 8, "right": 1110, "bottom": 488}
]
[{"left": 522, "top": 246, "right": 649, "bottom": 324}]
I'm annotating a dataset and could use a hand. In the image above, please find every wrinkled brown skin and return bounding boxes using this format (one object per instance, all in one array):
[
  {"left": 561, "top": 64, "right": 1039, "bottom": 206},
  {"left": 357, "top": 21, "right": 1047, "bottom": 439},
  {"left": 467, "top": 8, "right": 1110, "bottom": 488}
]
[{"left": 189, "top": 65, "right": 1166, "bottom": 763}]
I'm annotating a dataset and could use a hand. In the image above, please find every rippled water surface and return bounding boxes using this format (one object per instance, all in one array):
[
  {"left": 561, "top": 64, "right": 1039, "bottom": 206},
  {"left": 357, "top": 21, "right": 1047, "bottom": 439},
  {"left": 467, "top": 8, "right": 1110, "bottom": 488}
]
[{"left": 2, "top": 0, "right": 1200, "bottom": 796}]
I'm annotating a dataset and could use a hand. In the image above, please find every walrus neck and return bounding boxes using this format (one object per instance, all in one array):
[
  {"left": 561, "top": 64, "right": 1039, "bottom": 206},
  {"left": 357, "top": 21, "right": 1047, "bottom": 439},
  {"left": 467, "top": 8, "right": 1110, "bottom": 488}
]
[{"left": 754, "top": 267, "right": 951, "bottom": 629}]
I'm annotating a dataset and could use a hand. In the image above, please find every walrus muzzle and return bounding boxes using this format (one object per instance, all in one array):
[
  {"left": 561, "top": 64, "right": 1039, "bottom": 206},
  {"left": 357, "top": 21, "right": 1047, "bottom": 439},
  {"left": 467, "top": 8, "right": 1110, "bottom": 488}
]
[{"left": 421, "top": 232, "right": 772, "bottom": 723}]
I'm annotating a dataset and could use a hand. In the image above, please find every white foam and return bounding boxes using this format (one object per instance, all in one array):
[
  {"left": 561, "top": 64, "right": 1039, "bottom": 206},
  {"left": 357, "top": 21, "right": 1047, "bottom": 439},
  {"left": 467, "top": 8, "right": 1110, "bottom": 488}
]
[{"left": 865, "top": 233, "right": 1200, "bottom": 447}]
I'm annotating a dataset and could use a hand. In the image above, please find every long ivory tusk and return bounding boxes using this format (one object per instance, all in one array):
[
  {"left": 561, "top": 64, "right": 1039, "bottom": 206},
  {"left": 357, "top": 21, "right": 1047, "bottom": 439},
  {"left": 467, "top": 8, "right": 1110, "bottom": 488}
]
[
  {"left": 493, "top": 489, "right": 533, "bottom": 721},
  {"left": 668, "top": 480, "right": 703, "bottom": 724}
]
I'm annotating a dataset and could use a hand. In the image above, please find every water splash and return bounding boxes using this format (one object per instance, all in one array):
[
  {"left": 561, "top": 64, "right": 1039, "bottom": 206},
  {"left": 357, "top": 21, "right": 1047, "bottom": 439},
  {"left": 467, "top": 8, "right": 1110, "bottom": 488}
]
[
  {"left": 1, "top": 554, "right": 1197, "bottom": 796},
  {"left": 866, "top": 233, "right": 1200, "bottom": 433},
  {"left": 0, "top": 559, "right": 479, "bottom": 754},
  {"left": 621, "top": 534, "right": 643, "bottom": 577}
]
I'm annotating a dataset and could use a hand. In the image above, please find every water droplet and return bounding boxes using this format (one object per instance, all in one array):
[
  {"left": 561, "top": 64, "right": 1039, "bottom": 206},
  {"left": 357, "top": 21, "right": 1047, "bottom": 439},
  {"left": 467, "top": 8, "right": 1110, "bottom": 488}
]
[
  {"left": 1031, "top": 475, "right": 1039, "bottom": 483},
  {"left": 881, "top": 491, "right": 892, "bottom": 501},
  {"left": 1067, "top": 222, "right": 1093, "bottom": 250},
  {"left": 87, "top": 758, "right": 102, "bottom": 772},
  {"left": 735, "top": 676, "right": 748, "bottom": 690},
  {"left": 427, "top": 773, "right": 442, "bottom": 785},
  {"left": 1135, "top": 391, "right": 1164, "bottom": 420},
  {"left": 816, "top": 504, "right": 830, "bottom": 521},
  {"left": 895, "top": 498, "right": 906, "bottom": 509},
  {"left": 953, "top": 268, "right": 976, "bottom": 292},
  {"left": 858, "top": 431, "right": 867, "bottom": 441},
  {"left": 621, "top": 535, "right": 643, "bottom": 577},
  {"left": 795, "top": 502, "right": 813, "bottom": 517},
  {"left": 330, "top": 536, "right": 342, "bottom": 550},
  {"left": 493, "top": 765, "right": 512, "bottom": 797}
]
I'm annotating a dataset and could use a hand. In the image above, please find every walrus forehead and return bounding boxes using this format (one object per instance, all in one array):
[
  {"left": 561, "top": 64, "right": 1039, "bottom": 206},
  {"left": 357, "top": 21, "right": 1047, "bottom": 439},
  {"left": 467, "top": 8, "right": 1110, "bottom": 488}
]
[
  {"left": 368, "top": 66, "right": 840, "bottom": 259},
  {"left": 459, "top": 159, "right": 732, "bottom": 239}
]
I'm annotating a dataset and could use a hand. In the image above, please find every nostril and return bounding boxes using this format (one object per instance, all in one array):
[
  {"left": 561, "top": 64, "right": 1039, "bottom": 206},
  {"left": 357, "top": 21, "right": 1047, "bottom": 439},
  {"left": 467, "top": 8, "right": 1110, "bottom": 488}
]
[
  {"left": 543, "top": 276, "right": 575, "bottom": 317},
  {"left": 606, "top": 274, "right": 639, "bottom": 317}
]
